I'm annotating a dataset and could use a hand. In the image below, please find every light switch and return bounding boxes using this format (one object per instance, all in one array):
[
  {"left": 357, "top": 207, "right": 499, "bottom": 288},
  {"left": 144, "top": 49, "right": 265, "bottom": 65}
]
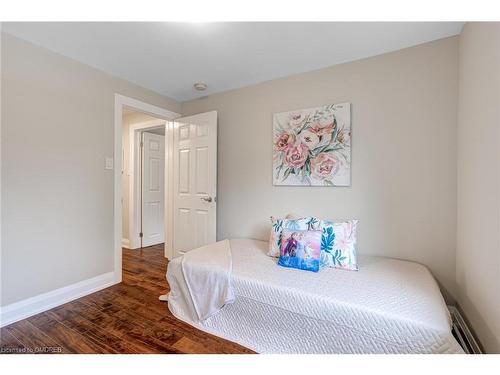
[{"left": 105, "top": 157, "right": 114, "bottom": 170}]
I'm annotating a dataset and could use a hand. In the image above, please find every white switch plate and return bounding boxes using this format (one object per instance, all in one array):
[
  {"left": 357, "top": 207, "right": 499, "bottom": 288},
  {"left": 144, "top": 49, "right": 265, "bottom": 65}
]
[{"left": 105, "top": 157, "right": 114, "bottom": 170}]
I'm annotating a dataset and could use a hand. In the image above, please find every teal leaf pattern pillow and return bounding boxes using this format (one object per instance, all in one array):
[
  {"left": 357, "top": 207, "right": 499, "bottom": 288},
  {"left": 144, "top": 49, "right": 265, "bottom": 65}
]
[
  {"left": 268, "top": 217, "right": 321, "bottom": 257},
  {"left": 320, "top": 220, "right": 358, "bottom": 271}
]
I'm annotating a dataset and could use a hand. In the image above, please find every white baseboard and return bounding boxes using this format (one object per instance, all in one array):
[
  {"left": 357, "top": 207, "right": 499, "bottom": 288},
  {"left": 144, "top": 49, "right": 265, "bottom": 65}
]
[
  {"left": 122, "top": 238, "right": 130, "bottom": 248},
  {"left": 0, "top": 271, "right": 118, "bottom": 327}
]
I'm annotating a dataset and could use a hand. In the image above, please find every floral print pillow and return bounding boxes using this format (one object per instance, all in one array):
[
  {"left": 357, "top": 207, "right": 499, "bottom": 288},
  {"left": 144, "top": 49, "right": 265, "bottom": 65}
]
[
  {"left": 320, "top": 220, "right": 359, "bottom": 271},
  {"left": 278, "top": 229, "right": 322, "bottom": 273},
  {"left": 268, "top": 216, "right": 321, "bottom": 257}
]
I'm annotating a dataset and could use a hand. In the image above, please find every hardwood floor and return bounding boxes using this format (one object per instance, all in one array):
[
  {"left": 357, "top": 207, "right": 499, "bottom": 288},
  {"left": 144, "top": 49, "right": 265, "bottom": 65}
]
[{"left": 0, "top": 244, "right": 254, "bottom": 354}]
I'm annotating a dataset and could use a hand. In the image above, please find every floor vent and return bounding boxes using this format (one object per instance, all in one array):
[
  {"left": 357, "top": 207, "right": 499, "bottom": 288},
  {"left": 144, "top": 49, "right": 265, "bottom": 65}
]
[{"left": 448, "top": 305, "right": 482, "bottom": 354}]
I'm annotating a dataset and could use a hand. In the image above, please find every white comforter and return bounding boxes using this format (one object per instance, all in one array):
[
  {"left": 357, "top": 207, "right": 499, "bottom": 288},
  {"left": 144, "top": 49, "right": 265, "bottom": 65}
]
[{"left": 166, "top": 239, "right": 464, "bottom": 354}]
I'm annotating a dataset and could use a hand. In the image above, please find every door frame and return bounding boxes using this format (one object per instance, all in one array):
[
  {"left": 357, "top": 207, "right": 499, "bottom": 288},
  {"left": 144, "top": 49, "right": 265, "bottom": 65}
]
[{"left": 114, "top": 94, "right": 180, "bottom": 283}]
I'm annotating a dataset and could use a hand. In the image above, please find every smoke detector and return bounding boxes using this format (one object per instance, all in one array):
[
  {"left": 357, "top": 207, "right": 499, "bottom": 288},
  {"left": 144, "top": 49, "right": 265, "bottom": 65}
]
[{"left": 193, "top": 82, "right": 207, "bottom": 91}]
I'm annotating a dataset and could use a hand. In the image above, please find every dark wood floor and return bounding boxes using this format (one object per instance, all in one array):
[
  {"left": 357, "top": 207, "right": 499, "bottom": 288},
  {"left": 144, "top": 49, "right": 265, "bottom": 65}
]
[{"left": 0, "top": 244, "right": 253, "bottom": 354}]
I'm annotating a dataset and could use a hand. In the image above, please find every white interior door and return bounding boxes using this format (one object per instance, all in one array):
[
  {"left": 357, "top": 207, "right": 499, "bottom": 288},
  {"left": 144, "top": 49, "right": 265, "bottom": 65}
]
[
  {"left": 142, "top": 131, "right": 165, "bottom": 247},
  {"left": 173, "top": 111, "right": 217, "bottom": 257}
]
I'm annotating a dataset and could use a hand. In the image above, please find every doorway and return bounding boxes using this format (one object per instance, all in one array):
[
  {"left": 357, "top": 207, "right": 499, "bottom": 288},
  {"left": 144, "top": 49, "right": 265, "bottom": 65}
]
[
  {"left": 113, "top": 94, "right": 218, "bottom": 285},
  {"left": 113, "top": 94, "right": 179, "bottom": 283},
  {"left": 122, "top": 108, "right": 170, "bottom": 253}
]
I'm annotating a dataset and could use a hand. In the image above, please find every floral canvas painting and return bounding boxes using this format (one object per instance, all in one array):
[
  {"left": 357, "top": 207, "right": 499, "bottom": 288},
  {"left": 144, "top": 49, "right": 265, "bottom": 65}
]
[{"left": 273, "top": 103, "right": 351, "bottom": 186}]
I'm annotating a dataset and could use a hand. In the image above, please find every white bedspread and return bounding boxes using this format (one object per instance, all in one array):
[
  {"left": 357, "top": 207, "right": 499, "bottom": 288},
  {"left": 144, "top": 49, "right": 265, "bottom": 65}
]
[
  {"left": 167, "top": 239, "right": 234, "bottom": 321},
  {"left": 167, "top": 239, "right": 464, "bottom": 354}
]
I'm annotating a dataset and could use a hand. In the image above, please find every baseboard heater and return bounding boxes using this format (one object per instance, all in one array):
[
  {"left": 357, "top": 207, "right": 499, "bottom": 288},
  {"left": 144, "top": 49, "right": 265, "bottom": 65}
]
[{"left": 448, "top": 305, "right": 482, "bottom": 354}]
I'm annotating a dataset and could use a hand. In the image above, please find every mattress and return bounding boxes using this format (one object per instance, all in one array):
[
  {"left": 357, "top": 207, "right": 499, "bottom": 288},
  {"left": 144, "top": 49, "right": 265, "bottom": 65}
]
[{"left": 167, "top": 239, "right": 464, "bottom": 354}]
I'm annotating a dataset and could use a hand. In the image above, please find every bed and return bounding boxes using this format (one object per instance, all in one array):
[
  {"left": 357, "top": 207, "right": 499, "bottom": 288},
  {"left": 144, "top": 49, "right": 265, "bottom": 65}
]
[{"left": 166, "top": 238, "right": 464, "bottom": 354}]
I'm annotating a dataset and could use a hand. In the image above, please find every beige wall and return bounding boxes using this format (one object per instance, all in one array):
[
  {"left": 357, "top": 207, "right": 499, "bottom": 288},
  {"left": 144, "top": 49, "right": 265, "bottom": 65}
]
[
  {"left": 0, "top": 33, "right": 180, "bottom": 306},
  {"left": 182, "top": 37, "right": 459, "bottom": 298},
  {"left": 121, "top": 111, "right": 163, "bottom": 244},
  {"left": 456, "top": 23, "right": 500, "bottom": 353}
]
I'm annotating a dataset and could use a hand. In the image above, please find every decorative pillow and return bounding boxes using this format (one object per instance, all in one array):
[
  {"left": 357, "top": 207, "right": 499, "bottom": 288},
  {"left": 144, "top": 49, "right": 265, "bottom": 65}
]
[
  {"left": 320, "top": 219, "right": 359, "bottom": 271},
  {"left": 268, "top": 216, "right": 321, "bottom": 257},
  {"left": 278, "top": 229, "right": 322, "bottom": 272}
]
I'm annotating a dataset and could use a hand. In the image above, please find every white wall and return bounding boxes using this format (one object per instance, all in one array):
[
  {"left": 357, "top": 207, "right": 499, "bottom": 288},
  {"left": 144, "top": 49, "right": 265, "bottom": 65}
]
[
  {"left": 0, "top": 33, "right": 181, "bottom": 306},
  {"left": 121, "top": 111, "right": 161, "bottom": 246},
  {"left": 456, "top": 22, "right": 500, "bottom": 353},
  {"left": 182, "top": 37, "right": 460, "bottom": 298}
]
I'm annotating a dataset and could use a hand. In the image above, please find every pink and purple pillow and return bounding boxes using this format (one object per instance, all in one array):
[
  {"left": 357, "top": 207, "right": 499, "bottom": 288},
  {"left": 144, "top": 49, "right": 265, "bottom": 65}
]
[
  {"left": 278, "top": 229, "right": 322, "bottom": 272},
  {"left": 268, "top": 216, "right": 321, "bottom": 257}
]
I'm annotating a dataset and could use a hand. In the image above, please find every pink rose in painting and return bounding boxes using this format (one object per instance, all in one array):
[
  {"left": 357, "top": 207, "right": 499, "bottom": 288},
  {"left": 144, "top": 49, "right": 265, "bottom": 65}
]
[
  {"left": 310, "top": 116, "right": 336, "bottom": 136},
  {"left": 310, "top": 153, "right": 340, "bottom": 180},
  {"left": 275, "top": 132, "right": 295, "bottom": 151},
  {"left": 284, "top": 142, "right": 309, "bottom": 168}
]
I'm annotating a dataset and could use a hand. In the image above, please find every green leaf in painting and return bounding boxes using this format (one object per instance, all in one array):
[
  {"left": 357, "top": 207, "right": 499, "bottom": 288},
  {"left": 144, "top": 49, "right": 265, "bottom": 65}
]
[
  {"left": 275, "top": 163, "right": 284, "bottom": 180},
  {"left": 282, "top": 167, "right": 292, "bottom": 181}
]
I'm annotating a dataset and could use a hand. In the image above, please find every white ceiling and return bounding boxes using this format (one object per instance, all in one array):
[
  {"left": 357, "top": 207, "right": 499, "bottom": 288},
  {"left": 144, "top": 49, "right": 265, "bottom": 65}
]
[{"left": 3, "top": 22, "right": 464, "bottom": 101}]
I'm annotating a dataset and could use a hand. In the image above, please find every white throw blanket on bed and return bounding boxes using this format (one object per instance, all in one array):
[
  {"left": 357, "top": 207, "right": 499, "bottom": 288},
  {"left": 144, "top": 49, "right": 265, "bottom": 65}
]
[{"left": 168, "top": 239, "right": 235, "bottom": 321}]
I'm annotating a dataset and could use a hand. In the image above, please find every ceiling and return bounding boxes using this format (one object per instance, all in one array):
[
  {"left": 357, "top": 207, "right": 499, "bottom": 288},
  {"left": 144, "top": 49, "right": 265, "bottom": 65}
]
[{"left": 3, "top": 22, "right": 464, "bottom": 101}]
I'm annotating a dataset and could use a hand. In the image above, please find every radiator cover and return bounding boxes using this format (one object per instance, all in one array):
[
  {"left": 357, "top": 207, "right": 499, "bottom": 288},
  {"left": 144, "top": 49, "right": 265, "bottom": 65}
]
[{"left": 448, "top": 305, "right": 483, "bottom": 354}]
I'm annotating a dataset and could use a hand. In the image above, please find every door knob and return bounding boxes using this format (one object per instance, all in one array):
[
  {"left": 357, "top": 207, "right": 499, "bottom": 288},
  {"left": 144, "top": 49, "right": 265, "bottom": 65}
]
[{"left": 201, "top": 196, "right": 213, "bottom": 203}]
